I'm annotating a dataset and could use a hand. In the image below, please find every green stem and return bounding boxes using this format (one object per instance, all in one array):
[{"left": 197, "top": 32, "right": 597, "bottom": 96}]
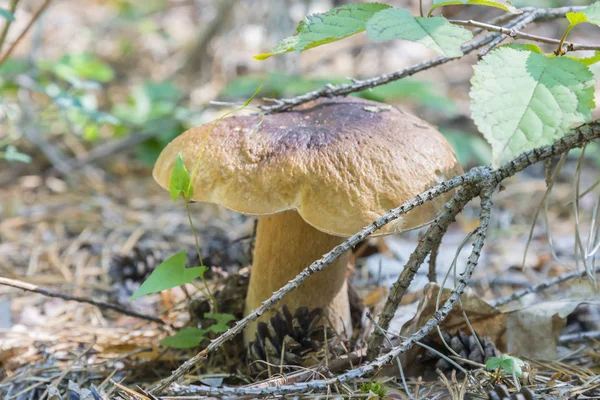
[
  {"left": 419, "top": 0, "right": 424, "bottom": 17},
  {"left": 185, "top": 199, "right": 217, "bottom": 313},
  {"left": 0, "top": 0, "right": 20, "bottom": 54},
  {"left": 427, "top": 3, "right": 437, "bottom": 17},
  {"left": 555, "top": 24, "right": 574, "bottom": 55}
]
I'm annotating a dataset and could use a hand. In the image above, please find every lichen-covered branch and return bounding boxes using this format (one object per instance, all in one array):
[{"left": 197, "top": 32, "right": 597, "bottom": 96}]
[
  {"left": 366, "top": 185, "right": 481, "bottom": 360},
  {"left": 492, "top": 265, "right": 600, "bottom": 308}
]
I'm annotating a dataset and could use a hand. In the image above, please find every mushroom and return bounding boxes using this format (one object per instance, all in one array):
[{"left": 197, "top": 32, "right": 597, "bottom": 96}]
[{"left": 153, "top": 97, "right": 463, "bottom": 345}]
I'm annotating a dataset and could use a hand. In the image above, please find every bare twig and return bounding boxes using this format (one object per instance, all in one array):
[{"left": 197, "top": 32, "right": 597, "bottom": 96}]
[
  {"left": 0, "top": 277, "right": 168, "bottom": 326},
  {"left": 559, "top": 331, "right": 600, "bottom": 344},
  {"left": 477, "top": 11, "right": 538, "bottom": 57},
  {"left": 366, "top": 186, "right": 480, "bottom": 360},
  {"left": 0, "top": 0, "right": 52, "bottom": 67},
  {"left": 428, "top": 237, "right": 440, "bottom": 284},
  {"left": 0, "top": 0, "right": 20, "bottom": 53},
  {"left": 17, "top": 90, "right": 73, "bottom": 176},
  {"left": 49, "top": 127, "right": 166, "bottom": 175},
  {"left": 151, "top": 121, "right": 600, "bottom": 394},
  {"left": 451, "top": 19, "right": 600, "bottom": 51},
  {"left": 491, "top": 265, "right": 600, "bottom": 308}
]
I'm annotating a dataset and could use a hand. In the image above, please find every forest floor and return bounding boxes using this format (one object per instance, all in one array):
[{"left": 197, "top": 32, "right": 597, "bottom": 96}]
[
  {"left": 1, "top": 0, "right": 600, "bottom": 399},
  {"left": 1, "top": 149, "right": 599, "bottom": 399}
]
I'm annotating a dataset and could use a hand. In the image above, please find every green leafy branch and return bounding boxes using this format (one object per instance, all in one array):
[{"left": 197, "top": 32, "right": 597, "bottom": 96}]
[
  {"left": 255, "top": 2, "right": 599, "bottom": 171},
  {"left": 557, "top": 2, "right": 600, "bottom": 55},
  {"left": 255, "top": 1, "right": 521, "bottom": 60}
]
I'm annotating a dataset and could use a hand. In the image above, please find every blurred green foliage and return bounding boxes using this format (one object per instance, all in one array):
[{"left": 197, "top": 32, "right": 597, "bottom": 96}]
[
  {"left": 441, "top": 128, "right": 492, "bottom": 166},
  {"left": 0, "top": 51, "right": 194, "bottom": 164}
]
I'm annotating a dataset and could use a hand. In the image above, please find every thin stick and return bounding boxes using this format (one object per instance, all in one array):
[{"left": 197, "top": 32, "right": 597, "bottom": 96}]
[
  {"left": 0, "top": 0, "right": 20, "bottom": 53},
  {"left": 478, "top": 11, "right": 538, "bottom": 57},
  {"left": 451, "top": 19, "right": 600, "bottom": 51},
  {"left": 491, "top": 266, "right": 600, "bottom": 308},
  {"left": 0, "top": 277, "right": 168, "bottom": 326},
  {"left": 428, "top": 239, "right": 440, "bottom": 284},
  {"left": 0, "top": 0, "right": 52, "bottom": 68},
  {"left": 559, "top": 331, "right": 600, "bottom": 344}
]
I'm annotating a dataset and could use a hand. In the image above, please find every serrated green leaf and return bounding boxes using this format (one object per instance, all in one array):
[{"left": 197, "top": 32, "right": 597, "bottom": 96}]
[
  {"left": 130, "top": 251, "right": 207, "bottom": 300},
  {"left": 566, "top": 2, "right": 600, "bottom": 27},
  {"left": 254, "top": 3, "right": 391, "bottom": 60},
  {"left": 169, "top": 153, "right": 193, "bottom": 201},
  {"left": 160, "top": 327, "right": 209, "bottom": 348},
  {"left": 499, "top": 43, "right": 543, "bottom": 53},
  {"left": 566, "top": 51, "right": 600, "bottom": 67},
  {"left": 486, "top": 355, "right": 525, "bottom": 377},
  {"left": 485, "top": 356, "right": 503, "bottom": 370},
  {"left": 499, "top": 355, "right": 524, "bottom": 377},
  {"left": 366, "top": 8, "right": 472, "bottom": 57},
  {"left": 204, "top": 313, "right": 235, "bottom": 333},
  {"left": 430, "top": 0, "right": 520, "bottom": 15},
  {"left": 0, "top": 8, "right": 14, "bottom": 21},
  {"left": 470, "top": 47, "right": 595, "bottom": 167}
]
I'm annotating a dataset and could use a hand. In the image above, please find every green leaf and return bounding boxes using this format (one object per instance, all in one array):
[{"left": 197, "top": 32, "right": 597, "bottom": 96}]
[
  {"left": 430, "top": 0, "right": 520, "bottom": 15},
  {"left": 160, "top": 313, "right": 235, "bottom": 348},
  {"left": 1, "top": 145, "right": 32, "bottom": 163},
  {"left": 566, "top": 2, "right": 600, "bottom": 27},
  {"left": 566, "top": 51, "right": 600, "bottom": 67},
  {"left": 442, "top": 129, "right": 491, "bottom": 165},
  {"left": 130, "top": 251, "right": 207, "bottom": 300},
  {"left": 0, "top": 8, "right": 14, "bottom": 21},
  {"left": 204, "top": 313, "right": 235, "bottom": 333},
  {"left": 470, "top": 47, "right": 596, "bottom": 167},
  {"left": 52, "top": 53, "right": 115, "bottom": 83},
  {"left": 254, "top": 36, "right": 300, "bottom": 60},
  {"left": 499, "top": 43, "right": 543, "bottom": 53},
  {"left": 366, "top": 8, "right": 472, "bottom": 58},
  {"left": 254, "top": 3, "right": 391, "bottom": 59},
  {"left": 169, "top": 153, "right": 193, "bottom": 201},
  {"left": 485, "top": 356, "right": 503, "bottom": 371},
  {"left": 486, "top": 355, "right": 525, "bottom": 377},
  {"left": 160, "top": 327, "right": 209, "bottom": 349}
]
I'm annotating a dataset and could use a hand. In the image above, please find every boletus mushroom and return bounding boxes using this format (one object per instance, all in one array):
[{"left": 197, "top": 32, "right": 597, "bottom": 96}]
[{"left": 153, "top": 97, "right": 463, "bottom": 345}]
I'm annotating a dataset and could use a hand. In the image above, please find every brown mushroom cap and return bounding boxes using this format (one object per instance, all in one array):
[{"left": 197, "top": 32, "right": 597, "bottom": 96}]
[{"left": 153, "top": 97, "right": 463, "bottom": 237}]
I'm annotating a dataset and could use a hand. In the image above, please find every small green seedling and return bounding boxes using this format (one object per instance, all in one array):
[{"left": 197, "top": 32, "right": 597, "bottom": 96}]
[
  {"left": 486, "top": 354, "right": 525, "bottom": 377},
  {"left": 360, "top": 381, "right": 387, "bottom": 399},
  {"left": 130, "top": 251, "right": 207, "bottom": 301},
  {"left": 169, "top": 153, "right": 193, "bottom": 201},
  {"left": 160, "top": 313, "right": 235, "bottom": 349}
]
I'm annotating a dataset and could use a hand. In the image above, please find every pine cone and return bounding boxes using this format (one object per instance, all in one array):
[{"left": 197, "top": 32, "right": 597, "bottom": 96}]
[
  {"left": 420, "top": 330, "right": 499, "bottom": 374},
  {"left": 487, "top": 385, "right": 536, "bottom": 400},
  {"left": 247, "top": 306, "right": 334, "bottom": 377},
  {"left": 109, "top": 246, "right": 164, "bottom": 285}
]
